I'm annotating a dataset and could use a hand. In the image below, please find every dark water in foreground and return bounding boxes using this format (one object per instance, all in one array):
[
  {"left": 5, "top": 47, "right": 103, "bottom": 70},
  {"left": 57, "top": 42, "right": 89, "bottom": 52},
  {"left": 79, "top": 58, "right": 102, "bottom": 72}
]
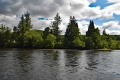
[{"left": 0, "top": 49, "right": 120, "bottom": 80}]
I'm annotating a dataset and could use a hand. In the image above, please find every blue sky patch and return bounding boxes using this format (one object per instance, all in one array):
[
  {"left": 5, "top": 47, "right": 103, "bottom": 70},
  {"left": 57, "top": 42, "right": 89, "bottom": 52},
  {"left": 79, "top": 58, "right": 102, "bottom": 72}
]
[
  {"left": 38, "top": 17, "right": 53, "bottom": 21},
  {"left": 89, "top": 0, "right": 114, "bottom": 9}
]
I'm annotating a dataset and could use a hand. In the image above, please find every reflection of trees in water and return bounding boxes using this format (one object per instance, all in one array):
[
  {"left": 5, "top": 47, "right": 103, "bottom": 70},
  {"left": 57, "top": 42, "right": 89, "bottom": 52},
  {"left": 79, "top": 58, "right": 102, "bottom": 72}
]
[
  {"left": 65, "top": 50, "right": 81, "bottom": 67},
  {"left": 51, "top": 50, "right": 59, "bottom": 61},
  {"left": 16, "top": 49, "right": 33, "bottom": 74},
  {"left": 85, "top": 50, "right": 99, "bottom": 70},
  {"left": 42, "top": 50, "right": 59, "bottom": 68},
  {"left": 42, "top": 50, "right": 58, "bottom": 61}
]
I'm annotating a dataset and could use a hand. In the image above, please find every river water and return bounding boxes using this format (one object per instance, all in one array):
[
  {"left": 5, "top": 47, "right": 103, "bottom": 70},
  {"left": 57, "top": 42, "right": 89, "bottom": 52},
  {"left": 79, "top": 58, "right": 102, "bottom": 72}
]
[{"left": 0, "top": 49, "right": 120, "bottom": 80}]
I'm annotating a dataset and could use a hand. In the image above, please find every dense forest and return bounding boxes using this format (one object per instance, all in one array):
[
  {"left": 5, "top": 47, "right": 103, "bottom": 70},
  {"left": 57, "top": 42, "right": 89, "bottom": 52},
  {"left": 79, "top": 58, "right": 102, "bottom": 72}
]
[{"left": 0, "top": 12, "right": 120, "bottom": 49}]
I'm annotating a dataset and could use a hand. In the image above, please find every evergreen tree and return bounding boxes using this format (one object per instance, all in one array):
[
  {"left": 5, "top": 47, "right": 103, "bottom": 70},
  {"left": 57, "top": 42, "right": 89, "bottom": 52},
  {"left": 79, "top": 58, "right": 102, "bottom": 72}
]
[
  {"left": 64, "top": 16, "right": 84, "bottom": 48},
  {"left": 85, "top": 20, "right": 101, "bottom": 49},
  {"left": 50, "top": 13, "right": 62, "bottom": 45},
  {"left": 18, "top": 12, "right": 32, "bottom": 35},
  {"left": 0, "top": 24, "right": 6, "bottom": 47},
  {"left": 86, "top": 20, "right": 95, "bottom": 37},
  {"left": 25, "top": 12, "right": 33, "bottom": 31},
  {"left": 103, "top": 29, "right": 107, "bottom": 35},
  {"left": 43, "top": 27, "right": 50, "bottom": 39},
  {"left": 17, "top": 12, "right": 33, "bottom": 47},
  {"left": 0, "top": 24, "right": 12, "bottom": 47},
  {"left": 95, "top": 27, "right": 100, "bottom": 35},
  {"left": 18, "top": 15, "right": 26, "bottom": 36}
]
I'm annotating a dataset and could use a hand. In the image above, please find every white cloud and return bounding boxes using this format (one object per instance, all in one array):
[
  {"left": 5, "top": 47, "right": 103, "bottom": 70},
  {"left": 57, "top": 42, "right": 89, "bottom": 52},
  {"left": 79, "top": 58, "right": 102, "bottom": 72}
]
[
  {"left": 102, "top": 20, "right": 119, "bottom": 29},
  {"left": 95, "top": 20, "right": 120, "bottom": 35},
  {"left": 107, "top": 0, "right": 120, "bottom": 3},
  {"left": 104, "top": 2, "right": 120, "bottom": 15},
  {"left": 0, "top": 0, "right": 120, "bottom": 35}
]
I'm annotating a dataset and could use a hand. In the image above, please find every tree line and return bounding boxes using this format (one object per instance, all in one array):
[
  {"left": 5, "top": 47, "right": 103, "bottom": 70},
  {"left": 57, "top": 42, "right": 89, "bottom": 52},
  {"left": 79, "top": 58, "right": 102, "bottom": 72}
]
[{"left": 0, "top": 12, "right": 120, "bottom": 49}]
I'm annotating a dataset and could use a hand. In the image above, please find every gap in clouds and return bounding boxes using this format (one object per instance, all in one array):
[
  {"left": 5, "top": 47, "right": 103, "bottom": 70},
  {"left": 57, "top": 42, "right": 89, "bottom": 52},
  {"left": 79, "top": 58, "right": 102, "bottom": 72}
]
[{"left": 89, "top": 0, "right": 114, "bottom": 9}]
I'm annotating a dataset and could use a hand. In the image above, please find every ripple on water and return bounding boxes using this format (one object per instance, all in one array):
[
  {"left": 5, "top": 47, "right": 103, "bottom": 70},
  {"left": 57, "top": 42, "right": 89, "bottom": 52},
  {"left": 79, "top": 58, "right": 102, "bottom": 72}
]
[{"left": 0, "top": 49, "right": 120, "bottom": 80}]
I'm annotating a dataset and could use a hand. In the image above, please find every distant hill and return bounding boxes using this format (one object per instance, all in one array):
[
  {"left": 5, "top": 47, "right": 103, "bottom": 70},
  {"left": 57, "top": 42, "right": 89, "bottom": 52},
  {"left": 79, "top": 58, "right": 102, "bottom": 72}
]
[
  {"left": 111, "top": 35, "right": 120, "bottom": 40},
  {"left": 34, "top": 29, "right": 43, "bottom": 36}
]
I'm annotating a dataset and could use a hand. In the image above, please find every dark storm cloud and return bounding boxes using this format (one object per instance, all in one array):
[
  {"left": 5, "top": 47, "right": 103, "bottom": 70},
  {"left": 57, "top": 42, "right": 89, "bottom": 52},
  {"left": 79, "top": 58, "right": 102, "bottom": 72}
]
[
  {"left": 0, "top": 0, "right": 61, "bottom": 29},
  {"left": 0, "top": 0, "right": 22, "bottom": 15},
  {"left": 0, "top": 0, "right": 62, "bottom": 17}
]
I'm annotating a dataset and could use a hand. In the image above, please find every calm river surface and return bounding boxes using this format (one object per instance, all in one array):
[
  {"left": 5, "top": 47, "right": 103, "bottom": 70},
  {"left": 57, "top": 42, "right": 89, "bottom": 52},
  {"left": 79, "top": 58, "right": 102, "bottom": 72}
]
[{"left": 0, "top": 49, "right": 120, "bottom": 80}]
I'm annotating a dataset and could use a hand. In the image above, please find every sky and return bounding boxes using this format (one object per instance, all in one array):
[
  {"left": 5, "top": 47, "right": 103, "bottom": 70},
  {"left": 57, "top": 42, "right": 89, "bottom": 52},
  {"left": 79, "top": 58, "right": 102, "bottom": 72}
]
[{"left": 0, "top": 0, "right": 120, "bottom": 35}]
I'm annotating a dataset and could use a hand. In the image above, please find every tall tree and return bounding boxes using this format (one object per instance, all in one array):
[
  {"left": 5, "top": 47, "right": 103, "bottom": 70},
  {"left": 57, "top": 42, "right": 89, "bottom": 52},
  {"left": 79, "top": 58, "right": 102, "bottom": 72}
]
[
  {"left": 64, "top": 16, "right": 84, "bottom": 48},
  {"left": 18, "top": 15, "right": 26, "bottom": 36},
  {"left": 103, "top": 29, "right": 107, "bottom": 35},
  {"left": 17, "top": 12, "right": 33, "bottom": 47},
  {"left": 18, "top": 12, "right": 32, "bottom": 35},
  {"left": 85, "top": 20, "right": 101, "bottom": 49},
  {"left": 50, "top": 13, "right": 62, "bottom": 45},
  {"left": 25, "top": 12, "right": 33, "bottom": 31},
  {"left": 0, "top": 24, "right": 6, "bottom": 47},
  {"left": 86, "top": 20, "right": 95, "bottom": 37},
  {"left": 0, "top": 24, "right": 12, "bottom": 47}
]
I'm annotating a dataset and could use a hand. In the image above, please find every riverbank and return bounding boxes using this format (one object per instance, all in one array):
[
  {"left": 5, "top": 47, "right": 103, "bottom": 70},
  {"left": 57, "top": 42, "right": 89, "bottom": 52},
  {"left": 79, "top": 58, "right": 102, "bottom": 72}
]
[{"left": 97, "top": 48, "right": 112, "bottom": 51}]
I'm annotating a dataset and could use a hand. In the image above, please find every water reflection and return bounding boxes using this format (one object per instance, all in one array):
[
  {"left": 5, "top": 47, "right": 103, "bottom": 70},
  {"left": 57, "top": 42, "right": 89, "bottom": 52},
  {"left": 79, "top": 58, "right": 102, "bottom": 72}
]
[
  {"left": 42, "top": 50, "right": 59, "bottom": 67},
  {"left": 65, "top": 50, "right": 80, "bottom": 67},
  {"left": 85, "top": 50, "right": 99, "bottom": 70},
  {"left": 16, "top": 49, "right": 33, "bottom": 73},
  {"left": 0, "top": 49, "right": 120, "bottom": 80}
]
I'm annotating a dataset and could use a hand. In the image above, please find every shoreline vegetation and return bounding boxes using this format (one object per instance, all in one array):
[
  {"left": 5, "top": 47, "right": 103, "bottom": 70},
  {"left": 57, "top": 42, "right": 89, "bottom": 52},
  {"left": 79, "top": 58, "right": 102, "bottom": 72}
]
[
  {"left": 0, "top": 47, "right": 113, "bottom": 50},
  {"left": 0, "top": 12, "right": 120, "bottom": 50}
]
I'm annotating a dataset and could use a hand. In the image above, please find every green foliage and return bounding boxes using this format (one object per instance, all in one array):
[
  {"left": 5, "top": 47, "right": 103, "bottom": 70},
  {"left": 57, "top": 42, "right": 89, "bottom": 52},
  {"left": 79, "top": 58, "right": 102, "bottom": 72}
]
[
  {"left": 116, "top": 41, "right": 120, "bottom": 49},
  {"left": 103, "top": 29, "right": 107, "bottom": 35},
  {"left": 100, "top": 35, "right": 108, "bottom": 48},
  {"left": 15, "top": 12, "right": 33, "bottom": 47},
  {"left": 43, "top": 34, "right": 56, "bottom": 48},
  {"left": 85, "top": 37, "right": 95, "bottom": 49},
  {"left": 43, "top": 27, "right": 50, "bottom": 39},
  {"left": 85, "top": 20, "right": 102, "bottom": 49},
  {"left": 72, "top": 37, "right": 85, "bottom": 48},
  {"left": 34, "top": 29, "right": 43, "bottom": 36},
  {"left": 0, "top": 12, "right": 119, "bottom": 49},
  {"left": 86, "top": 20, "right": 100, "bottom": 37},
  {"left": 17, "top": 12, "right": 32, "bottom": 36},
  {"left": 50, "top": 13, "right": 62, "bottom": 44},
  {"left": 4, "top": 27, "right": 12, "bottom": 47},
  {"left": 64, "top": 16, "right": 84, "bottom": 49},
  {"left": 23, "top": 30, "right": 43, "bottom": 48},
  {"left": 0, "top": 24, "right": 12, "bottom": 47}
]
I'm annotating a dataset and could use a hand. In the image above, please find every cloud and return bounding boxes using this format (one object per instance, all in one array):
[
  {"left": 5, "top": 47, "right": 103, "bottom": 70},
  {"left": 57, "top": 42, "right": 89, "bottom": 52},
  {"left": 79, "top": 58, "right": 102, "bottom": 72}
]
[
  {"left": 80, "top": 20, "right": 120, "bottom": 35},
  {"left": 94, "top": 20, "right": 120, "bottom": 35},
  {"left": 102, "top": 20, "right": 119, "bottom": 29},
  {"left": 0, "top": 0, "right": 120, "bottom": 35},
  {"left": 107, "top": 0, "right": 120, "bottom": 3},
  {"left": 104, "top": 3, "right": 120, "bottom": 15}
]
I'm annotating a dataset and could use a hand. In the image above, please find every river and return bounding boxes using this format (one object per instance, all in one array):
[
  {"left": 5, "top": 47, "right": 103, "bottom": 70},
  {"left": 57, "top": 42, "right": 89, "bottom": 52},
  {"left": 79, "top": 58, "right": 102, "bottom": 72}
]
[{"left": 0, "top": 49, "right": 120, "bottom": 80}]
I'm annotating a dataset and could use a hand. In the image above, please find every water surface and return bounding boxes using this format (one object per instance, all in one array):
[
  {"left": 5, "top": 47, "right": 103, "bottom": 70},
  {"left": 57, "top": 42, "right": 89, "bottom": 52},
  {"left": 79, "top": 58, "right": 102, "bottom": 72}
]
[{"left": 0, "top": 49, "right": 120, "bottom": 80}]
